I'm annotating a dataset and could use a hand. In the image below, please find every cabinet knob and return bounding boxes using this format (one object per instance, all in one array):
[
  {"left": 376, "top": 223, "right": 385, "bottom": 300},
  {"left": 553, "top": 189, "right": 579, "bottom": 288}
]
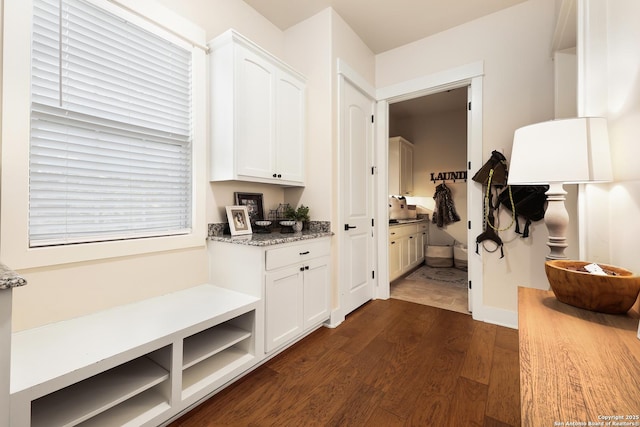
[
  {"left": 305, "top": 266, "right": 309, "bottom": 270},
  {"left": 391, "top": 241, "right": 396, "bottom": 244},
  {"left": 300, "top": 267, "right": 305, "bottom": 272},
  {"left": 273, "top": 173, "right": 277, "bottom": 178}
]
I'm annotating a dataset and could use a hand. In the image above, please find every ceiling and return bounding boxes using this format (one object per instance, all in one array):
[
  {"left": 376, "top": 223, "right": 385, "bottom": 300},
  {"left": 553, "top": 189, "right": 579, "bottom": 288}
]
[
  {"left": 242, "top": 0, "right": 527, "bottom": 54},
  {"left": 389, "top": 87, "right": 468, "bottom": 120}
]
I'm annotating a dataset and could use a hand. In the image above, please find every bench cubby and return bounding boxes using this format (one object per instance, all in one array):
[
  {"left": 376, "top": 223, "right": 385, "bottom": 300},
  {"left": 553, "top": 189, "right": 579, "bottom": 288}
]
[{"left": 10, "top": 284, "right": 261, "bottom": 426}]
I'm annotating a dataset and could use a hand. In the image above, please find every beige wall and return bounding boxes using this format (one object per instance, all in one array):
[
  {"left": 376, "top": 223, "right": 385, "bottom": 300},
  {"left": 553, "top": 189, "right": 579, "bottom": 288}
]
[
  {"left": 280, "top": 9, "right": 376, "bottom": 309},
  {"left": 5, "top": 0, "right": 289, "bottom": 331},
  {"left": 5, "top": 1, "right": 376, "bottom": 331},
  {"left": 156, "top": 0, "right": 289, "bottom": 224},
  {"left": 376, "top": 0, "right": 557, "bottom": 314},
  {"left": 391, "top": 107, "right": 468, "bottom": 246}
]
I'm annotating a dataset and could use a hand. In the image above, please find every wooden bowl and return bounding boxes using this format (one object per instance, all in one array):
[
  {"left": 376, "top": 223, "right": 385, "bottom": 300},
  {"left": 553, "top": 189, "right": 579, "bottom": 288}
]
[{"left": 545, "top": 260, "right": 640, "bottom": 314}]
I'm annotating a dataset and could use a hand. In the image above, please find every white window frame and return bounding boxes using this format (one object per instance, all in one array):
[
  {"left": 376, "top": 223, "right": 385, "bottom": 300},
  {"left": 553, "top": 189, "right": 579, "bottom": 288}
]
[{"left": 1, "top": 0, "right": 208, "bottom": 269}]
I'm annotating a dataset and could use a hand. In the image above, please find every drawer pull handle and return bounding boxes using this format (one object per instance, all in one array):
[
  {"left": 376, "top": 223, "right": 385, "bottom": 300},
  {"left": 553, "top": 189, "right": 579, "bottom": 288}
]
[
  {"left": 391, "top": 241, "right": 396, "bottom": 244},
  {"left": 299, "top": 251, "right": 310, "bottom": 255}
]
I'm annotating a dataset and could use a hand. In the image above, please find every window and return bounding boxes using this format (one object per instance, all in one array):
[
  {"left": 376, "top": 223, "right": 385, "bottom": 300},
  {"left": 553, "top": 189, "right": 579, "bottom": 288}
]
[
  {"left": 1, "top": 0, "right": 206, "bottom": 268},
  {"left": 30, "top": 0, "right": 192, "bottom": 246}
]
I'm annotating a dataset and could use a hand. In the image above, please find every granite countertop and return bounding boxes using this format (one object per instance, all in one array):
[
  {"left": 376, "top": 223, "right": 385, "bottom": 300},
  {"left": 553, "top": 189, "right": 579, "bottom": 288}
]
[
  {"left": 209, "top": 230, "right": 334, "bottom": 246},
  {"left": 0, "top": 262, "right": 27, "bottom": 289}
]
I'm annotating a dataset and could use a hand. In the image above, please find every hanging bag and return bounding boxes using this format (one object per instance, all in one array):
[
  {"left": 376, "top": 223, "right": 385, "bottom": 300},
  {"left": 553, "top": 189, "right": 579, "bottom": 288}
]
[
  {"left": 473, "top": 150, "right": 509, "bottom": 258},
  {"left": 497, "top": 185, "right": 548, "bottom": 238},
  {"left": 472, "top": 150, "right": 508, "bottom": 187}
]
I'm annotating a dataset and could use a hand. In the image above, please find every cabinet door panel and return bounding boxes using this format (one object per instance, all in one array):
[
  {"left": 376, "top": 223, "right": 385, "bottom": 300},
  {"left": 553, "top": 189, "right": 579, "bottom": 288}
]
[
  {"left": 389, "top": 239, "right": 402, "bottom": 281},
  {"left": 235, "top": 47, "right": 276, "bottom": 179},
  {"left": 401, "top": 142, "right": 413, "bottom": 195},
  {"left": 303, "top": 257, "right": 330, "bottom": 329},
  {"left": 265, "top": 266, "right": 303, "bottom": 353},
  {"left": 407, "top": 235, "right": 418, "bottom": 266},
  {"left": 400, "top": 236, "right": 410, "bottom": 271},
  {"left": 276, "top": 73, "right": 305, "bottom": 184}
]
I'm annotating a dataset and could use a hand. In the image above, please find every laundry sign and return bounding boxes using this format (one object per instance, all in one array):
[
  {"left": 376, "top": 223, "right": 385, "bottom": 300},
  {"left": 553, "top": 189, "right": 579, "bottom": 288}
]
[{"left": 430, "top": 170, "right": 467, "bottom": 183}]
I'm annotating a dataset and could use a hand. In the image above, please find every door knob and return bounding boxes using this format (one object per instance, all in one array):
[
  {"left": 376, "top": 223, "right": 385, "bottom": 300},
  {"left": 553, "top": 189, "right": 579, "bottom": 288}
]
[{"left": 344, "top": 224, "right": 356, "bottom": 231}]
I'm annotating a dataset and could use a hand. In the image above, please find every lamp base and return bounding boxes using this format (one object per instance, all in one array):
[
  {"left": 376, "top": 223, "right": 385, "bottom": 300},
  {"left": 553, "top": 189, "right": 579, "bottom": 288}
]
[{"left": 544, "top": 183, "right": 569, "bottom": 260}]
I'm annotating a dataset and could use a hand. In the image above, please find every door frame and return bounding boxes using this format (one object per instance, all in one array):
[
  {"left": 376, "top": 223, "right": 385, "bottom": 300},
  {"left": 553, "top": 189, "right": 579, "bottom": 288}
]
[{"left": 375, "top": 61, "right": 486, "bottom": 321}]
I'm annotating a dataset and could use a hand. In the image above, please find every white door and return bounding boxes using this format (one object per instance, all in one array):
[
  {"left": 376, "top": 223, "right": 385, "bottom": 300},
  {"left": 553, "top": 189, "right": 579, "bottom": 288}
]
[{"left": 340, "top": 76, "right": 375, "bottom": 316}]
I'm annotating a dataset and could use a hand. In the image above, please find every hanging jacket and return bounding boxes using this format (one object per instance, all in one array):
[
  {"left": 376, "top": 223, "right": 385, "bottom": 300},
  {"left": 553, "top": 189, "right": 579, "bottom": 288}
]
[{"left": 432, "top": 183, "right": 460, "bottom": 228}]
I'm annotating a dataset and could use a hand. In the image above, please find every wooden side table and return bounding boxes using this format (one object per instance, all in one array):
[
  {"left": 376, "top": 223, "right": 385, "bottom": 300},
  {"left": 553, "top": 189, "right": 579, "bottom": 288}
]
[{"left": 519, "top": 287, "right": 640, "bottom": 426}]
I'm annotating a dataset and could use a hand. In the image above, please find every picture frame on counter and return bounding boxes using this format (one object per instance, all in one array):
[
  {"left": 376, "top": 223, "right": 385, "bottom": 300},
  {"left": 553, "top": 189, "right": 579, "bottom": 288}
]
[
  {"left": 226, "top": 205, "right": 252, "bottom": 236},
  {"left": 234, "top": 192, "right": 264, "bottom": 224}
]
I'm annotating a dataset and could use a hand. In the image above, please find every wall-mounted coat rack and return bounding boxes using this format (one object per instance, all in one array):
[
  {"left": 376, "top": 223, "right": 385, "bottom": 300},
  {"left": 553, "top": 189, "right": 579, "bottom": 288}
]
[{"left": 430, "top": 170, "right": 467, "bottom": 183}]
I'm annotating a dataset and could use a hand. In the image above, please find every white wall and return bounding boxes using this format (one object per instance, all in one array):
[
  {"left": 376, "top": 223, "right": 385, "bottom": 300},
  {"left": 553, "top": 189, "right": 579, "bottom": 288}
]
[
  {"left": 604, "top": 0, "right": 640, "bottom": 279},
  {"left": 376, "top": 0, "right": 556, "bottom": 314},
  {"left": 581, "top": 0, "right": 640, "bottom": 280}
]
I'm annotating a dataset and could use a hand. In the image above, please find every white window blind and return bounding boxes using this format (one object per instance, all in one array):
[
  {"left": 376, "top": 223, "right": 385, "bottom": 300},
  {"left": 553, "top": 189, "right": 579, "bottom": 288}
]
[{"left": 30, "top": 0, "right": 193, "bottom": 247}]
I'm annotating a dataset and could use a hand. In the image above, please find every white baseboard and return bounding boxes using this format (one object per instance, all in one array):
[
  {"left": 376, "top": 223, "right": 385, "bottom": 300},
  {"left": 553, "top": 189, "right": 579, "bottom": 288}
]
[{"left": 480, "top": 305, "right": 518, "bottom": 329}]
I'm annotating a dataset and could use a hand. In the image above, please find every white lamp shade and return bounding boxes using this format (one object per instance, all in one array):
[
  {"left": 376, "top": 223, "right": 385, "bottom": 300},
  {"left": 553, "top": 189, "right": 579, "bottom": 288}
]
[{"left": 508, "top": 117, "right": 613, "bottom": 185}]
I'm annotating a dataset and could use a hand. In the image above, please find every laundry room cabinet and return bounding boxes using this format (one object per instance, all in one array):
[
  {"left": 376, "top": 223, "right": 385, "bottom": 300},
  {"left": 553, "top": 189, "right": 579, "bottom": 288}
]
[
  {"left": 209, "top": 29, "right": 306, "bottom": 186},
  {"left": 389, "top": 136, "right": 414, "bottom": 196},
  {"left": 389, "top": 220, "right": 428, "bottom": 281}
]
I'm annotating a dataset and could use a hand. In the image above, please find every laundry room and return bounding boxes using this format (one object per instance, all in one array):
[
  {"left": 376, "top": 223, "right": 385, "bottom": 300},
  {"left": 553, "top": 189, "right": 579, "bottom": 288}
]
[{"left": 388, "top": 86, "right": 470, "bottom": 314}]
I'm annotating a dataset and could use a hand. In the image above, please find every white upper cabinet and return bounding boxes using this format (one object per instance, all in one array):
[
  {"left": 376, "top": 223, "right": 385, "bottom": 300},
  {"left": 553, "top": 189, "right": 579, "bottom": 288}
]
[
  {"left": 209, "top": 30, "right": 306, "bottom": 186},
  {"left": 389, "top": 136, "right": 414, "bottom": 196}
]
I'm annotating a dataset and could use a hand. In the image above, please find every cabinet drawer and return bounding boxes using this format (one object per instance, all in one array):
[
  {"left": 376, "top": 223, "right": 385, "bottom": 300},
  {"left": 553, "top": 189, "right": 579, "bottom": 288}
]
[
  {"left": 265, "top": 239, "right": 330, "bottom": 271},
  {"left": 389, "top": 224, "right": 417, "bottom": 239}
]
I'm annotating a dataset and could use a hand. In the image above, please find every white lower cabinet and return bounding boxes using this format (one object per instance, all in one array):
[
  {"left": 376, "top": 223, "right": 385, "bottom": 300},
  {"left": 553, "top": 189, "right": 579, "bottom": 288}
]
[
  {"left": 265, "top": 264, "right": 304, "bottom": 351},
  {"left": 208, "top": 237, "right": 331, "bottom": 355},
  {"left": 389, "top": 221, "right": 428, "bottom": 281},
  {"left": 264, "top": 240, "right": 330, "bottom": 353}
]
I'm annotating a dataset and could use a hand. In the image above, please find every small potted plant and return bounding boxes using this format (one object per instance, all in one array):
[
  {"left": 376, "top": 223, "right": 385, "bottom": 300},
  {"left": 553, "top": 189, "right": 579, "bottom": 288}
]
[{"left": 285, "top": 204, "right": 310, "bottom": 232}]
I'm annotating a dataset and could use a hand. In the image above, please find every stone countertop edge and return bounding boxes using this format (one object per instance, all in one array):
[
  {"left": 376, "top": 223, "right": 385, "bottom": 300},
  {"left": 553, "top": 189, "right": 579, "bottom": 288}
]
[
  {"left": 0, "top": 262, "right": 27, "bottom": 289},
  {"left": 209, "top": 231, "right": 334, "bottom": 246}
]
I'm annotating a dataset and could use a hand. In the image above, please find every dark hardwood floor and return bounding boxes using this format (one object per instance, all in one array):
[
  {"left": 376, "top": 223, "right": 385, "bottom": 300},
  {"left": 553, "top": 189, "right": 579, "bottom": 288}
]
[{"left": 169, "top": 299, "right": 520, "bottom": 426}]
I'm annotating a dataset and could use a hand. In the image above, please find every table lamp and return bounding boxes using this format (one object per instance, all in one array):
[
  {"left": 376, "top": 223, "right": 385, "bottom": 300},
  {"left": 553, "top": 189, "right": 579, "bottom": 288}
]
[{"left": 508, "top": 117, "right": 612, "bottom": 260}]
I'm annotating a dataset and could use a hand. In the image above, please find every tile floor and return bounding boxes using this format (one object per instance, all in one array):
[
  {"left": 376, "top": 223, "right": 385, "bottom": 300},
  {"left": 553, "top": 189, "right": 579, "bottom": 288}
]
[{"left": 390, "top": 265, "right": 470, "bottom": 315}]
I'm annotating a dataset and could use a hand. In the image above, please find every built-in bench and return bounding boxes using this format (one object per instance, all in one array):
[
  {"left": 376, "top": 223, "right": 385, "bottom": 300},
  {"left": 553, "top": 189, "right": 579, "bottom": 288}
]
[{"left": 10, "top": 284, "right": 261, "bottom": 426}]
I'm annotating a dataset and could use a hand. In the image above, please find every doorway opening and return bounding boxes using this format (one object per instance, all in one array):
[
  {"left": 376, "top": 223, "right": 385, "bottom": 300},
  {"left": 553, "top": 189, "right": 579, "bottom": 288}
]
[
  {"left": 387, "top": 88, "right": 470, "bottom": 314},
  {"left": 375, "top": 61, "right": 484, "bottom": 320}
]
